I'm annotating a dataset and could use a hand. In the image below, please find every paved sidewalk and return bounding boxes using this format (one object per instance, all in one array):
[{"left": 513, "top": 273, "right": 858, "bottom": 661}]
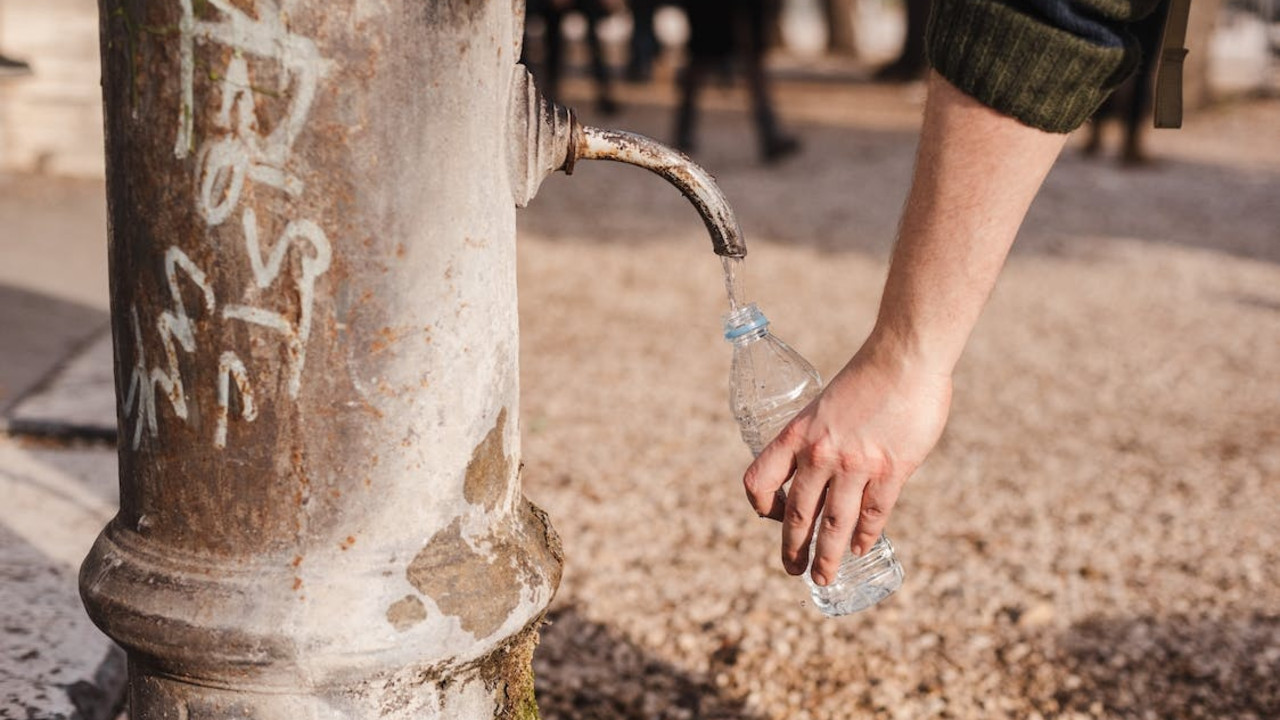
[
  {"left": 0, "top": 437, "right": 123, "bottom": 720},
  {"left": 0, "top": 172, "right": 123, "bottom": 718}
]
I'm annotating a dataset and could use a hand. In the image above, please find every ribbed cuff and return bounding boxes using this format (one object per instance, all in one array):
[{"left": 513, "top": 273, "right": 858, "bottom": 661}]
[{"left": 926, "top": 0, "right": 1131, "bottom": 133}]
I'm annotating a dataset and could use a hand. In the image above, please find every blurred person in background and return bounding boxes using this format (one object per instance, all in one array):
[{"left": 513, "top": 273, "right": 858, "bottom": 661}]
[
  {"left": 742, "top": 0, "right": 1177, "bottom": 588},
  {"left": 525, "top": 0, "right": 620, "bottom": 115},
  {"left": 1081, "top": 6, "right": 1168, "bottom": 165},
  {"left": 673, "top": 0, "right": 801, "bottom": 163}
]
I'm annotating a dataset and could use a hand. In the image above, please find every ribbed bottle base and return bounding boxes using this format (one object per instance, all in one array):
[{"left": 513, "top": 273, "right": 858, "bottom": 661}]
[{"left": 806, "top": 534, "right": 903, "bottom": 617}]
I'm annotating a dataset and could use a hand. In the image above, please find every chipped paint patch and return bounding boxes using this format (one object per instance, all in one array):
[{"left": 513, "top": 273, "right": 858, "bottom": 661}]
[
  {"left": 463, "top": 408, "right": 509, "bottom": 512},
  {"left": 386, "top": 595, "right": 427, "bottom": 632},
  {"left": 405, "top": 498, "right": 560, "bottom": 641},
  {"left": 405, "top": 519, "right": 513, "bottom": 639}
]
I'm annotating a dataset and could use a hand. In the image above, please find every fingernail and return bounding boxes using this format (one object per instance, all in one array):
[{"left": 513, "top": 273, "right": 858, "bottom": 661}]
[
  {"left": 851, "top": 544, "right": 864, "bottom": 558},
  {"left": 812, "top": 571, "right": 827, "bottom": 586}
]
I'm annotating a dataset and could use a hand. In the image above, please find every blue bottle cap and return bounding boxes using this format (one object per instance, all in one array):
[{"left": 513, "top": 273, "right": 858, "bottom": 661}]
[{"left": 723, "top": 303, "right": 769, "bottom": 340}]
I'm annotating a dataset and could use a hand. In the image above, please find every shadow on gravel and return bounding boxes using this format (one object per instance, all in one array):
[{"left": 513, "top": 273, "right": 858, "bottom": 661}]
[
  {"left": 1022, "top": 154, "right": 1280, "bottom": 264},
  {"left": 534, "top": 604, "right": 763, "bottom": 720},
  {"left": 521, "top": 102, "right": 1280, "bottom": 265},
  {"left": 1029, "top": 613, "right": 1280, "bottom": 719}
]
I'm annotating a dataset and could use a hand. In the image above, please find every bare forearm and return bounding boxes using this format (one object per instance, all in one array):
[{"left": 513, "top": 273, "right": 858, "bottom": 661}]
[
  {"left": 871, "top": 72, "right": 1069, "bottom": 373},
  {"left": 745, "top": 72, "right": 1075, "bottom": 584}
]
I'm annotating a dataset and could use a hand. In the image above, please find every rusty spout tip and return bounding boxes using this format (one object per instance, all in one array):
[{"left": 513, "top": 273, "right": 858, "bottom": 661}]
[{"left": 574, "top": 125, "right": 747, "bottom": 260}]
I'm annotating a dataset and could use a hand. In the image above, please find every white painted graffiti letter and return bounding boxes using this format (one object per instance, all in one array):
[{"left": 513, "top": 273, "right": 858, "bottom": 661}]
[
  {"left": 215, "top": 351, "right": 257, "bottom": 449},
  {"left": 176, "top": 0, "right": 332, "bottom": 223},
  {"left": 121, "top": 0, "right": 334, "bottom": 449},
  {"left": 222, "top": 208, "right": 332, "bottom": 397},
  {"left": 175, "top": 0, "right": 332, "bottom": 169},
  {"left": 122, "top": 249, "right": 216, "bottom": 449}
]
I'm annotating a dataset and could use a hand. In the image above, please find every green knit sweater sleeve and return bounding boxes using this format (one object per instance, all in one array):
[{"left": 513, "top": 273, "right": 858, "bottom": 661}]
[{"left": 926, "top": 0, "right": 1154, "bottom": 133}]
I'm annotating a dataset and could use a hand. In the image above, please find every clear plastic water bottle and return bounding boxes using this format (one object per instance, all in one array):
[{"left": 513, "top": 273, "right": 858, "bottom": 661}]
[{"left": 724, "top": 302, "right": 903, "bottom": 616}]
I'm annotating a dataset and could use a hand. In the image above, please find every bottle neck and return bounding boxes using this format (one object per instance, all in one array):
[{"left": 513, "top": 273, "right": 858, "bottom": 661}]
[
  {"left": 723, "top": 303, "right": 770, "bottom": 344},
  {"left": 727, "top": 326, "right": 770, "bottom": 346}
]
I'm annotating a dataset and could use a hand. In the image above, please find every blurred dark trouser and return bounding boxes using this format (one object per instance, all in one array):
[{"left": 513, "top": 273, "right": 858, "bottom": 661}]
[
  {"left": 874, "top": 0, "right": 929, "bottom": 81},
  {"left": 627, "top": 0, "right": 659, "bottom": 81},
  {"left": 674, "top": 0, "right": 799, "bottom": 162},
  {"left": 824, "top": 0, "right": 858, "bottom": 56}
]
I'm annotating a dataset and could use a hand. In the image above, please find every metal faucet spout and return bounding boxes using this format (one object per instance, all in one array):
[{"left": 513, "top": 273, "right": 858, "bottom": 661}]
[{"left": 572, "top": 125, "right": 746, "bottom": 258}]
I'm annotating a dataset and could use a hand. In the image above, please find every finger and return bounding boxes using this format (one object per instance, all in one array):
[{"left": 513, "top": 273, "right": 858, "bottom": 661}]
[
  {"left": 850, "top": 477, "right": 905, "bottom": 557},
  {"left": 765, "top": 488, "right": 787, "bottom": 522},
  {"left": 808, "top": 471, "right": 869, "bottom": 587},
  {"left": 780, "top": 465, "right": 829, "bottom": 575},
  {"left": 743, "top": 441, "right": 797, "bottom": 520}
]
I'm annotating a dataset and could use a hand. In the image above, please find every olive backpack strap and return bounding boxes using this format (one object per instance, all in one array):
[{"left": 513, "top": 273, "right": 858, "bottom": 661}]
[{"left": 1153, "top": 0, "right": 1192, "bottom": 128}]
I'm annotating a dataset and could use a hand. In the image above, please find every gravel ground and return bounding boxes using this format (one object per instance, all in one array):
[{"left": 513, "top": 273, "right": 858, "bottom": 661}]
[{"left": 516, "top": 78, "right": 1280, "bottom": 719}]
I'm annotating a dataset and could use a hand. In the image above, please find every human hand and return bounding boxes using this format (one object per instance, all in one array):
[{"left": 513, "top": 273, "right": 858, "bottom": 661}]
[{"left": 742, "top": 334, "right": 952, "bottom": 586}]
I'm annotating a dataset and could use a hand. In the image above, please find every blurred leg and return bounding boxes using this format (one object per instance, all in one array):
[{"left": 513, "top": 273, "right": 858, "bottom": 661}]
[
  {"left": 1122, "top": 7, "right": 1168, "bottom": 166},
  {"left": 583, "top": 1, "right": 619, "bottom": 114},
  {"left": 544, "top": 5, "right": 565, "bottom": 101},
  {"left": 824, "top": 0, "right": 858, "bottom": 56},
  {"left": 675, "top": 1, "right": 729, "bottom": 154},
  {"left": 675, "top": 58, "right": 705, "bottom": 152},
  {"left": 743, "top": 0, "right": 799, "bottom": 161},
  {"left": 626, "top": 0, "right": 659, "bottom": 82},
  {"left": 874, "top": 0, "right": 929, "bottom": 82}
]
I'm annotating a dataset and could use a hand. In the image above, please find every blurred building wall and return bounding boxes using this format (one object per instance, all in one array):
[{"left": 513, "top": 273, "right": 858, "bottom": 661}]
[{"left": 0, "top": 0, "right": 104, "bottom": 177}]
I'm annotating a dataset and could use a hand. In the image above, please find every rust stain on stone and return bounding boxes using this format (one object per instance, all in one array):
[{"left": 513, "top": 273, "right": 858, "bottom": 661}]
[
  {"left": 463, "top": 408, "right": 509, "bottom": 512},
  {"left": 386, "top": 595, "right": 427, "bottom": 632}
]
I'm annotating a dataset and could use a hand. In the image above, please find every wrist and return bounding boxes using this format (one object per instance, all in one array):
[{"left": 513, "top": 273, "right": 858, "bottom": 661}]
[{"left": 861, "top": 320, "right": 961, "bottom": 381}]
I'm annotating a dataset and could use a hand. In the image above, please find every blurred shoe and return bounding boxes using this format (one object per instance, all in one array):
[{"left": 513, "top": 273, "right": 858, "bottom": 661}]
[
  {"left": 0, "top": 53, "right": 32, "bottom": 78},
  {"left": 596, "top": 94, "right": 620, "bottom": 117},
  {"left": 1120, "top": 145, "right": 1153, "bottom": 168},
  {"left": 762, "top": 135, "right": 801, "bottom": 164}
]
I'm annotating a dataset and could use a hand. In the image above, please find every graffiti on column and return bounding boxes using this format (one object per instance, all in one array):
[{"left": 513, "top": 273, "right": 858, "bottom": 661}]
[{"left": 121, "top": 0, "right": 334, "bottom": 450}]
